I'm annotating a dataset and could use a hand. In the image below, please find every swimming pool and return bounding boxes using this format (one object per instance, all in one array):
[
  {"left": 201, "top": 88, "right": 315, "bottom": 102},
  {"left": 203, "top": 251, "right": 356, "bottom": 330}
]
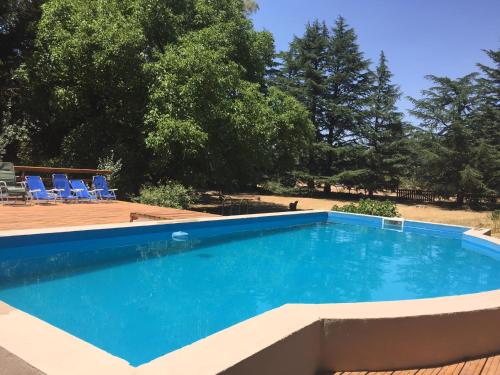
[{"left": 0, "top": 211, "right": 499, "bottom": 366}]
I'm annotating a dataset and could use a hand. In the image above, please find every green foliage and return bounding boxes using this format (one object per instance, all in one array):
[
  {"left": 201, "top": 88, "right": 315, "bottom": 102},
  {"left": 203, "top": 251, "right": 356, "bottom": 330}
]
[
  {"left": 0, "top": 0, "right": 43, "bottom": 162},
  {"left": 332, "top": 199, "right": 399, "bottom": 217},
  {"left": 358, "top": 51, "right": 408, "bottom": 194},
  {"left": 408, "top": 57, "right": 500, "bottom": 202},
  {"left": 134, "top": 182, "right": 196, "bottom": 209},
  {"left": 275, "top": 17, "right": 408, "bottom": 194},
  {"left": 17, "top": 0, "right": 151, "bottom": 192},
  {"left": 491, "top": 210, "right": 500, "bottom": 233},
  {"left": 97, "top": 150, "right": 123, "bottom": 190},
  {"left": 145, "top": 7, "right": 312, "bottom": 188},
  {"left": 491, "top": 210, "right": 500, "bottom": 221},
  {"left": 0, "top": 2, "right": 498, "bottom": 203},
  {"left": 259, "top": 180, "right": 297, "bottom": 195},
  {"left": 259, "top": 179, "right": 313, "bottom": 196}
]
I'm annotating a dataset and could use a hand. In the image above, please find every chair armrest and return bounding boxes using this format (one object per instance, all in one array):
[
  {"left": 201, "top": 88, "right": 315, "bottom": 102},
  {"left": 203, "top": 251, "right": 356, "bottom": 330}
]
[
  {"left": 29, "top": 189, "right": 42, "bottom": 193},
  {"left": 109, "top": 189, "right": 118, "bottom": 192},
  {"left": 50, "top": 188, "right": 64, "bottom": 192},
  {"left": 71, "top": 189, "right": 84, "bottom": 193}
]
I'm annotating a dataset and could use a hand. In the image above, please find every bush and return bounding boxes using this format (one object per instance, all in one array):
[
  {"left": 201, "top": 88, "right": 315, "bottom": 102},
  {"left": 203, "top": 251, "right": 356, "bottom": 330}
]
[
  {"left": 332, "top": 198, "right": 399, "bottom": 217},
  {"left": 134, "top": 182, "right": 196, "bottom": 209},
  {"left": 491, "top": 210, "right": 500, "bottom": 232},
  {"left": 260, "top": 180, "right": 295, "bottom": 195},
  {"left": 259, "top": 180, "right": 313, "bottom": 196}
]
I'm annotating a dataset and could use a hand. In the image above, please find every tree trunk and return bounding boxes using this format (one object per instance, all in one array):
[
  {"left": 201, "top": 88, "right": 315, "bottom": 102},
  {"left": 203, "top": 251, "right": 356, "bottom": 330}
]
[
  {"left": 456, "top": 192, "right": 464, "bottom": 205},
  {"left": 323, "top": 183, "right": 331, "bottom": 194}
]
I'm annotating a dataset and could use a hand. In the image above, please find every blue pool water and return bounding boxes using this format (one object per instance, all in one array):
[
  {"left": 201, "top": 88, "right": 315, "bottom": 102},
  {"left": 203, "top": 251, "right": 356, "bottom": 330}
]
[{"left": 0, "top": 217, "right": 499, "bottom": 366}]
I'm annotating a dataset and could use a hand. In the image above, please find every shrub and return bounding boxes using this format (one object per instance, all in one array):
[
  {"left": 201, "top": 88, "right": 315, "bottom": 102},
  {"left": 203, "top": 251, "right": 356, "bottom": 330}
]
[
  {"left": 491, "top": 210, "right": 500, "bottom": 221},
  {"left": 259, "top": 180, "right": 313, "bottom": 196},
  {"left": 97, "top": 150, "right": 123, "bottom": 189},
  {"left": 135, "top": 182, "right": 196, "bottom": 209},
  {"left": 260, "top": 180, "right": 294, "bottom": 195},
  {"left": 491, "top": 210, "right": 500, "bottom": 232},
  {"left": 332, "top": 198, "right": 399, "bottom": 217}
]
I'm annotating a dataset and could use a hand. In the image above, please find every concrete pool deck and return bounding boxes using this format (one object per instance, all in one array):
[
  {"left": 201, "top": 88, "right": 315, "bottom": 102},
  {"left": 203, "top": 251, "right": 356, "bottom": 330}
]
[{"left": 0, "top": 211, "right": 499, "bottom": 374}]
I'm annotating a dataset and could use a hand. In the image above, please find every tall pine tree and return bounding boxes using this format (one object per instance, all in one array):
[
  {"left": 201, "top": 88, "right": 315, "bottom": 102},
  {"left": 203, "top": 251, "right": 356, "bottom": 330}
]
[
  {"left": 325, "top": 16, "right": 371, "bottom": 147},
  {"left": 361, "top": 51, "right": 406, "bottom": 195},
  {"left": 323, "top": 16, "right": 372, "bottom": 190},
  {"left": 275, "top": 20, "right": 329, "bottom": 141},
  {"left": 473, "top": 49, "right": 500, "bottom": 196},
  {"left": 409, "top": 74, "right": 482, "bottom": 203},
  {"left": 277, "top": 16, "right": 373, "bottom": 189}
]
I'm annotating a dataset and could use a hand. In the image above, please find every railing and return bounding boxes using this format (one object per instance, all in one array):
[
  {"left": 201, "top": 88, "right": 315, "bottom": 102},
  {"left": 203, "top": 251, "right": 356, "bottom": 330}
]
[
  {"left": 397, "top": 189, "right": 497, "bottom": 204},
  {"left": 14, "top": 166, "right": 112, "bottom": 175},
  {"left": 396, "top": 189, "right": 436, "bottom": 203},
  {"left": 14, "top": 165, "right": 112, "bottom": 185},
  {"left": 220, "top": 196, "right": 251, "bottom": 216}
]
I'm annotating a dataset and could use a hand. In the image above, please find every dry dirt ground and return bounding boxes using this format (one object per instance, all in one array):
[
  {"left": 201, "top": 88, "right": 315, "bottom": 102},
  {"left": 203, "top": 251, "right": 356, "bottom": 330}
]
[{"left": 224, "top": 194, "right": 499, "bottom": 237}]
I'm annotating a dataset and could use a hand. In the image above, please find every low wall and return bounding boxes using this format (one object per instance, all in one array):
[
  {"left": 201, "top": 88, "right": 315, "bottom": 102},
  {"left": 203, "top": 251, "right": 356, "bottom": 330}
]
[
  {"left": 137, "top": 291, "right": 500, "bottom": 375},
  {"left": 320, "top": 303, "right": 500, "bottom": 371}
]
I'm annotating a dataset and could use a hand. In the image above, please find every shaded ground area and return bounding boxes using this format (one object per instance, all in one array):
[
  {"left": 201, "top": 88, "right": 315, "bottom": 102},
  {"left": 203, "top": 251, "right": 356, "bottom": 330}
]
[
  {"left": 0, "top": 346, "right": 45, "bottom": 375},
  {"left": 192, "top": 192, "right": 498, "bottom": 237}
]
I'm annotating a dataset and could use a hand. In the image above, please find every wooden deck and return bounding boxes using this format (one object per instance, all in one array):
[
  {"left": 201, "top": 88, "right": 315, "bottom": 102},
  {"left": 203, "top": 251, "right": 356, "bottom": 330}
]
[
  {"left": 329, "top": 353, "right": 500, "bottom": 375},
  {"left": 0, "top": 200, "right": 217, "bottom": 231}
]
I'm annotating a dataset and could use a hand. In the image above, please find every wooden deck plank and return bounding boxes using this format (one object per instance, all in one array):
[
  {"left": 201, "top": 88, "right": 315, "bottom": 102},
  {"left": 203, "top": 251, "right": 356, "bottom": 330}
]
[
  {"left": 459, "top": 358, "right": 487, "bottom": 375},
  {"left": 0, "top": 201, "right": 217, "bottom": 231},
  {"left": 437, "top": 362, "right": 465, "bottom": 375},
  {"left": 416, "top": 367, "right": 441, "bottom": 375},
  {"left": 329, "top": 354, "right": 498, "bottom": 375},
  {"left": 480, "top": 354, "right": 500, "bottom": 375}
]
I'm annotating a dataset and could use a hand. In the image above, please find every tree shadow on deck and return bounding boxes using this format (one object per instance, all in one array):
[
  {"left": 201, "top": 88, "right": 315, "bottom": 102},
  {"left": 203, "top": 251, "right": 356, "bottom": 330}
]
[{"left": 191, "top": 193, "right": 294, "bottom": 216}]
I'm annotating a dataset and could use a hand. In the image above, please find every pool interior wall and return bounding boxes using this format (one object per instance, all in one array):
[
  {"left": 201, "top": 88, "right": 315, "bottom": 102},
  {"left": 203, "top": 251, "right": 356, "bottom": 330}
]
[
  {"left": 0, "top": 210, "right": 499, "bottom": 368},
  {"left": 0, "top": 210, "right": 473, "bottom": 249}
]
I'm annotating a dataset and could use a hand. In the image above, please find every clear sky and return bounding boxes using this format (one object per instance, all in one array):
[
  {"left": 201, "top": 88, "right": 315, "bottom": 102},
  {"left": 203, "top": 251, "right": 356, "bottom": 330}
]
[{"left": 251, "top": 0, "right": 500, "bottom": 122}]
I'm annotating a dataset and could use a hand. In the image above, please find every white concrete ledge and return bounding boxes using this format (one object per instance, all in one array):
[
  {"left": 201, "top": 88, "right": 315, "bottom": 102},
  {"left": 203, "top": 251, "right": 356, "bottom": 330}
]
[{"left": 1, "top": 291, "right": 500, "bottom": 375}]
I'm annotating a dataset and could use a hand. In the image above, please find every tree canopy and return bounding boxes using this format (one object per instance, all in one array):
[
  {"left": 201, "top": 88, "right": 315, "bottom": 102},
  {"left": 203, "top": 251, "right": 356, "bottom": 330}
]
[{"left": 0, "top": 3, "right": 498, "bottom": 202}]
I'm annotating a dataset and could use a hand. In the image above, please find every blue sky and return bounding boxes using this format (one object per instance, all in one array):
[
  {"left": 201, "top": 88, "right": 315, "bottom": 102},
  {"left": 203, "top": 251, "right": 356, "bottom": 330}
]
[{"left": 251, "top": 0, "right": 500, "bottom": 122}]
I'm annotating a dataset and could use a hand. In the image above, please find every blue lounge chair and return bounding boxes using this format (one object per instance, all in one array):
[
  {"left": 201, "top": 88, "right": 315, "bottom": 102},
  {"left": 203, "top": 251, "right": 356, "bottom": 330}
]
[
  {"left": 92, "top": 175, "right": 117, "bottom": 200},
  {"left": 69, "top": 179, "right": 99, "bottom": 202},
  {"left": 25, "top": 176, "right": 59, "bottom": 203},
  {"left": 52, "top": 174, "right": 79, "bottom": 202}
]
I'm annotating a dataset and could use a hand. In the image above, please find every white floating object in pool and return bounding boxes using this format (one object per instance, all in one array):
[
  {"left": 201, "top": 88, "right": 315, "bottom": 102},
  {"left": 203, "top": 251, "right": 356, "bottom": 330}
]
[{"left": 172, "top": 231, "right": 189, "bottom": 241}]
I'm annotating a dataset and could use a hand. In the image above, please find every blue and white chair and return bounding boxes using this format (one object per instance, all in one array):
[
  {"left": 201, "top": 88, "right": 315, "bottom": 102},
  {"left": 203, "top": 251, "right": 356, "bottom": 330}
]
[
  {"left": 70, "top": 179, "right": 99, "bottom": 202},
  {"left": 92, "top": 175, "right": 118, "bottom": 200},
  {"left": 25, "top": 176, "right": 59, "bottom": 203},
  {"left": 52, "top": 174, "right": 79, "bottom": 202}
]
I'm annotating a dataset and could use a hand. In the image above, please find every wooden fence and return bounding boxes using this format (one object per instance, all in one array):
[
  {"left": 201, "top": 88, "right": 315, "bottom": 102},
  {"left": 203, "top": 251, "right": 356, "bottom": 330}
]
[
  {"left": 396, "top": 189, "right": 497, "bottom": 204},
  {"left": 396, "top": 189, "right": 436, "bottom": 203}
]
